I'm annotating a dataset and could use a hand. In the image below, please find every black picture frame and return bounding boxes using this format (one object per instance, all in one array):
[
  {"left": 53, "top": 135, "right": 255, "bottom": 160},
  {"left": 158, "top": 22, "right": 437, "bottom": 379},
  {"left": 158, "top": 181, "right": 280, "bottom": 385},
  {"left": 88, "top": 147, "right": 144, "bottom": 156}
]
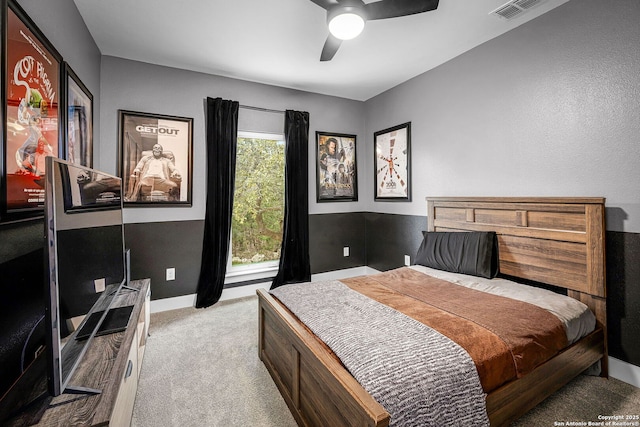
[
  {"left": 374, "top": 122, "right": 411, "bottom": 201},
  {"left": 1, "top": 0, "right": 63, "bottom": 222},
  {"left": 315, "top": 131, "right": 358, "bottom": 202},
  {"left": 64, "top": 63, "right": 93, "bottom": 168},
  {"left": 118, "top": 110, "right": 193, "bottom": 207}
]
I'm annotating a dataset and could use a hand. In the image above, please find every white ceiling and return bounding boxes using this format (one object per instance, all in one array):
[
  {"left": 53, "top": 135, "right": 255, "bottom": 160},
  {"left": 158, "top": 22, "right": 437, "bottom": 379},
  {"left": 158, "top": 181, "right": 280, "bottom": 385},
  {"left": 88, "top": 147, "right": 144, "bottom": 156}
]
[{"left": 73, "top": 0, "right": 570, "bottom": 101}]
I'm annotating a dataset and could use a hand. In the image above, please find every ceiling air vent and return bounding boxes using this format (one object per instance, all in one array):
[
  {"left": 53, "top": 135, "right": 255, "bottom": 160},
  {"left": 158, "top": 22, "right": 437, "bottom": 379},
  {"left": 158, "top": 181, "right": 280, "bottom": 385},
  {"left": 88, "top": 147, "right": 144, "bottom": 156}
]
[{"left": 490, "top": 0, "right": 546, "bottom": 20}]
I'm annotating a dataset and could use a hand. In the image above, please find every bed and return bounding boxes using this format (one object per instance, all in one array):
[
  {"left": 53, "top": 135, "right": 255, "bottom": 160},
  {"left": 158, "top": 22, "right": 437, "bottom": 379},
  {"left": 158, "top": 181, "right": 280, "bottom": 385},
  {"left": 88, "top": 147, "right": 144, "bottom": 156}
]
[{"left": 257, "top": 197, "right": 607, "bottom": 426}]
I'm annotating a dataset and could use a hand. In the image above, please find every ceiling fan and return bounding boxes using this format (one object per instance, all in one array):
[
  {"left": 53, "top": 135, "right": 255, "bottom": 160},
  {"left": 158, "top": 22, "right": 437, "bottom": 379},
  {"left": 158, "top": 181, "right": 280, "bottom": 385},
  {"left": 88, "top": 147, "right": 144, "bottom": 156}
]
[{"left": 309, "top": 0, "right": 440, "bottom": 61}]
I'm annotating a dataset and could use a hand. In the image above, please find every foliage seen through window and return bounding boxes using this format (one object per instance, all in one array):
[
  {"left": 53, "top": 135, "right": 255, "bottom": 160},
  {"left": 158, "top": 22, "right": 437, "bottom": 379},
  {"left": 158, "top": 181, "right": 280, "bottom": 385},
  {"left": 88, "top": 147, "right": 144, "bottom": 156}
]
[{"left": 232, "top": 134, "right": 284, "bottom": 267}]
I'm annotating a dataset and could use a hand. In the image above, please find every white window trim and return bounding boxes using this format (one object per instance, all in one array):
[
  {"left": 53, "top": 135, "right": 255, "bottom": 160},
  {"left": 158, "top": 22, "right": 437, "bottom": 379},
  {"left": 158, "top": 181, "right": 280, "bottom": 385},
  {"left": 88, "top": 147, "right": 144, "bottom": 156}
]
[
  {"left": 225, "top": 261, "right": 279, "bottom": 285},
  {"left": 237, "top": 130, "right": 284, "bottom": 141}
]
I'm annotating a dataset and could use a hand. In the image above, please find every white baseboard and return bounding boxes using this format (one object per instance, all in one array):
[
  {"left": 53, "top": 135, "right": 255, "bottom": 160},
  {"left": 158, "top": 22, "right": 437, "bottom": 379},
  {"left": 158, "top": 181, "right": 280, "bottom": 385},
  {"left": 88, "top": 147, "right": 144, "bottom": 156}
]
[
  {"left": 149, "top": 284, "right": 273, "bottom": 313},
  {"left": 609, "top": 357, "right": 640, "bottom": 389},
  {"left": 218, "top": 282, "right": 271, "bottom": 302},
  {"left": 149, "top": 266, "right": 376, "bottom": 313},
  {"left": 311, "top": 266, "right": 378, "bottom": 281},
  {"left": 149, "top": 293, "right": 197, "bottom": 313}
]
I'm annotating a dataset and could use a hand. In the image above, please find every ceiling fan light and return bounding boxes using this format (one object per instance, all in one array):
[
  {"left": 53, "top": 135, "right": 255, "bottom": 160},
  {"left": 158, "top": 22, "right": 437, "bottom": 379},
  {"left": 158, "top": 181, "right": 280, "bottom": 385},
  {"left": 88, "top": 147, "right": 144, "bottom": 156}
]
[{"left": 328, "top": 12, "right": 365, "bottom": 40}]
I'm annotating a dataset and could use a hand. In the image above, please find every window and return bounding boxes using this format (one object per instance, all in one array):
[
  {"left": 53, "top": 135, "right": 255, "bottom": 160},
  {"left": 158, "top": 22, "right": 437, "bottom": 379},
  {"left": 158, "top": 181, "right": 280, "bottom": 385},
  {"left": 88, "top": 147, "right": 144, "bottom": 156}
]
[{"left": 227, "top": 131, "right": 285, "bottom": 280}]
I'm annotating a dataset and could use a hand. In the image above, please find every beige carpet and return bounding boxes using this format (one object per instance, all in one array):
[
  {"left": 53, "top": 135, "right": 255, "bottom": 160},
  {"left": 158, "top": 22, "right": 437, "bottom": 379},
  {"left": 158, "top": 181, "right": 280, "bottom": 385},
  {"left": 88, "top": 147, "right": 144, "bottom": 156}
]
[
  {"left": 132, "top": 295, "right": 640, "bottom": 427},
  {"left": 131, "top": 296, "right": 297, "bottom": 427}
]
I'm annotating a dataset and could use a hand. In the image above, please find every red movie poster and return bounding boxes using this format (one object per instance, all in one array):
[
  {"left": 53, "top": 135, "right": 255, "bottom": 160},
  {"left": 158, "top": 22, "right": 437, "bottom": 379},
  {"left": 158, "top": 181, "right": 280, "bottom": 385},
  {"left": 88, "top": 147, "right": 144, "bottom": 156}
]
[{"left": 5, "top": 7, "right": 59, "bottom": 211}]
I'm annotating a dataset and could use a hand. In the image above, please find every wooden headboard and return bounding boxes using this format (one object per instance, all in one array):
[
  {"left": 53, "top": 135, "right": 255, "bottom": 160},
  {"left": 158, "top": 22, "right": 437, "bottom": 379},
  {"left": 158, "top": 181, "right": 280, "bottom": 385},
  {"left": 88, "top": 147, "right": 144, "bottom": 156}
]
[{"left": 427, "top": 197, "right": 607, "bottom": 373}]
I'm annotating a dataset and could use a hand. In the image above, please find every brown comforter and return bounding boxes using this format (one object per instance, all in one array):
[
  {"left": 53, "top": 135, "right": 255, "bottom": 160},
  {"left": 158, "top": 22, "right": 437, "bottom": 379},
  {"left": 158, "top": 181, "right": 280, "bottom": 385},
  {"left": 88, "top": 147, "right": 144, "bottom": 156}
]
[{"left": 341, "top": 267, "right": 568, "bottom": 392}]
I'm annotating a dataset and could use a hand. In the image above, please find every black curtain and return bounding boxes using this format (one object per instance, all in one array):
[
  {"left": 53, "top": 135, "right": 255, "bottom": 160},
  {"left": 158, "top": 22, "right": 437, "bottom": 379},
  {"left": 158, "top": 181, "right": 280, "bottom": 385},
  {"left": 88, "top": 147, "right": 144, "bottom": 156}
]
[
  {"left": 271, "top": 110, "right": 311, "bottom": 289},
  {"left": 196, "top": 97, "right": 239, "bottom": 308}
]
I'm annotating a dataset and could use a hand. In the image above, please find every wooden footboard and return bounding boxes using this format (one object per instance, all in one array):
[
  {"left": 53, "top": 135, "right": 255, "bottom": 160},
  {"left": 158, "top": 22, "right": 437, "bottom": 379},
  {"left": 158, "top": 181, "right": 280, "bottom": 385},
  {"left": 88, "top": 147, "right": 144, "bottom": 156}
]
[
  {"left": 258, "top": 288, "right": 390, "bottom": 427},
  {"left": 486, "top": 327, "right": 604, "bottom": 426},
  {"left": 258, "top": 288, "right": 604, "bottom": 427}
]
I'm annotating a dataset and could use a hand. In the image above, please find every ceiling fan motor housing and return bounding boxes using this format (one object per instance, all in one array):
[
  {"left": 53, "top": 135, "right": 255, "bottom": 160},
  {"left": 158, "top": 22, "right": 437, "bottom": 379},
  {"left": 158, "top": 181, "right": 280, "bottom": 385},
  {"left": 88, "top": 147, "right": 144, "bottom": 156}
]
[{"left": 327, "top": 5, "right": 367, "bottom": 40}]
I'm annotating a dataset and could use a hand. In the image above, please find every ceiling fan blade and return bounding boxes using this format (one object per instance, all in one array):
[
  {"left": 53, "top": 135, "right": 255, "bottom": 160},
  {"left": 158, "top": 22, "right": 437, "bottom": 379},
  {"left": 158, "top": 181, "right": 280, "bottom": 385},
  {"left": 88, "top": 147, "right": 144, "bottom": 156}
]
[
  {"left": 364, "top": 0, "right": 439, "bottom": 20},
  {"left": 320, "top": 34, "right": 343, "bottom": 61},
  {"left": 308, "top": 0, "right": 339, "bottom": 11}
]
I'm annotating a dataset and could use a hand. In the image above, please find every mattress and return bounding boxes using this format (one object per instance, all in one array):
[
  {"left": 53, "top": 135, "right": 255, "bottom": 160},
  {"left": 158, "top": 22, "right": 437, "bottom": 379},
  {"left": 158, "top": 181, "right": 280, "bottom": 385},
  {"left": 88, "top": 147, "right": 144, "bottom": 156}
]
[{"left": 408, "top": 265, "right": 596, "bottom": 345}]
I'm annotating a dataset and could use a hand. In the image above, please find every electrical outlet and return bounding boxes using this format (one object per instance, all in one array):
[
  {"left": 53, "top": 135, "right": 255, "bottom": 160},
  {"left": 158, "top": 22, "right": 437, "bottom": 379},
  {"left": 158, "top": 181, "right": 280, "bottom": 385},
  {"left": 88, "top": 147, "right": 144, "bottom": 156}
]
[
  {"left": 404, "top": 255, "right": 411, "bottom": 266},
  {"left": 166, "top": 267, "right": 176, "bottom": 281},
  {"left": 94, "top": 278, "right": 106, "bottom": 293},
  {"left": 343, "top": 246, "right": 350, "bottom": 257}
]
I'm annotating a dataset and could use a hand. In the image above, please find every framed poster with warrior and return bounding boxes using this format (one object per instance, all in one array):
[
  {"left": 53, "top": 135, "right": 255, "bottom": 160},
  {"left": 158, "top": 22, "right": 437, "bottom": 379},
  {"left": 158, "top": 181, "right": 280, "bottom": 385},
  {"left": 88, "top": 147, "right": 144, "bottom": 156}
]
[
  {"left": 118, "top": 110, "right": 193, "bottom": 206},
  {"left": 316, "top": 131, "right": 357, "bottom": 202}
]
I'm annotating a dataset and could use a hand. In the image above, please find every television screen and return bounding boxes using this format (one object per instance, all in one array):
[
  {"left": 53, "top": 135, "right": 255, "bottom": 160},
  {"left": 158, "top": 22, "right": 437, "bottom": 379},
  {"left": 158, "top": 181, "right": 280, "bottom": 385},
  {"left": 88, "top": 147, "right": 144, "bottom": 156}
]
[{"left": 43, "top": 157, "right": 126, "bottom": 396}]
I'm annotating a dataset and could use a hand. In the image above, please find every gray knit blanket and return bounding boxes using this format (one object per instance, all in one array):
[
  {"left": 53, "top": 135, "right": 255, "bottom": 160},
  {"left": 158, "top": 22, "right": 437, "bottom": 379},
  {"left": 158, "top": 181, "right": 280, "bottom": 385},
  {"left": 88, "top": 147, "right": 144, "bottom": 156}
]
[{"left": 270, "top": 280, "right": 490, "bottom": 427}]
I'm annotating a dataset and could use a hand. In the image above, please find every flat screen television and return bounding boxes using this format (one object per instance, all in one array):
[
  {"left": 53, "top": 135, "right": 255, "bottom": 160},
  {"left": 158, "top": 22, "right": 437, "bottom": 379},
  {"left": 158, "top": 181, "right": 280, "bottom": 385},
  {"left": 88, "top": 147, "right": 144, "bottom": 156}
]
[{"left": 43, "top": 157, "right": 128, "bottom": 396}]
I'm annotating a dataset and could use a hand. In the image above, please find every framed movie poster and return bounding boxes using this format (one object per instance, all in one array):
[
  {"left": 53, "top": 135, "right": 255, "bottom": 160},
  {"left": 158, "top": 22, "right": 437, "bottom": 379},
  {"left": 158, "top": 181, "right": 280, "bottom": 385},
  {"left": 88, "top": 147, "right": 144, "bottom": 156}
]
[
  {"left": 316, "top": 131, "right": 357, "bottom": 202},
  {"left": 2, "top": 1, "right": 62, "bottom": 219},
  {"left": 118, "top": 110, "right": 193, "bottom": 206},
  {"left": 374, "top": 122, "right": 411, "bottom": 201},
  {"left": 65, "top": 63, "right": 93, "bottom": 167}
]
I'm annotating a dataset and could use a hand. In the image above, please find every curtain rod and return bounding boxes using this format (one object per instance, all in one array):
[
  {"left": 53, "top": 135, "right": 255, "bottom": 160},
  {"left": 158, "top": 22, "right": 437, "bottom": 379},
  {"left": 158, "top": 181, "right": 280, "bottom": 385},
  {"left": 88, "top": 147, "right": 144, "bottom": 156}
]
[{"left": 239, "top": 104, "right": 285, "bottom": 114}]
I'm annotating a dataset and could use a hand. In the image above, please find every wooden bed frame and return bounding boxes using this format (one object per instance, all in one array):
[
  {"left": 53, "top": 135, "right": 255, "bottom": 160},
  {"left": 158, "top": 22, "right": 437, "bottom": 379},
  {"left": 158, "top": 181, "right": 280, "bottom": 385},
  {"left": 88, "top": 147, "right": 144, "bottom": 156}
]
[{"left": 257, "top": 197, "right": 607, "bottom": 427}]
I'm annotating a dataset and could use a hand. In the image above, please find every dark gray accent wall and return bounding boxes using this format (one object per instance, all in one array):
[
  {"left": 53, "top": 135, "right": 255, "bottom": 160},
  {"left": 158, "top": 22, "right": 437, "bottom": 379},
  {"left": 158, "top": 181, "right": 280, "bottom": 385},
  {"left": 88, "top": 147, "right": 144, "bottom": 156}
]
[
  {"left": 0, "top": 219, "right": 43, "bottom": 263},
  {"left": 124, "top": 212, "right": 412, "bottom": 297},
  {"left": 125, "top": 221, "right": 204, "bottom": 300},
  {"left": 309, "top": 212, "right": 427, "bottom": 274},
  {"left": 606, "top": 231, "right": 640, "bottom": 367},
  {"left": 364, "top": 213, "right": 426, "bottom": 272},
  {"left": 309, "top": 213, "right": 366, "bottom": 274}
]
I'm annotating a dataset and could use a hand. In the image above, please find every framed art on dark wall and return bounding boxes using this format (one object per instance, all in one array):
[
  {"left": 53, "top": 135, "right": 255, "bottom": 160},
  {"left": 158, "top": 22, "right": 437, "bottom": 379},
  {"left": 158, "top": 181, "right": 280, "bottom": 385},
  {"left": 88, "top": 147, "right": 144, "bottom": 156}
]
[
  {"left": 64, "top": 63, "right": 93, "bottom": 168},
  {"left": 374, "top": 122, "right": 411, "bottom": 201},
  {"left": 118, "top": 110, "right": 193, "bottom": 206},
  {"left": 1, "top": 0, "right": 63, "bottom": 220},
  {"left": 316, "top": 131, "right": 357, "bottom": 202}
]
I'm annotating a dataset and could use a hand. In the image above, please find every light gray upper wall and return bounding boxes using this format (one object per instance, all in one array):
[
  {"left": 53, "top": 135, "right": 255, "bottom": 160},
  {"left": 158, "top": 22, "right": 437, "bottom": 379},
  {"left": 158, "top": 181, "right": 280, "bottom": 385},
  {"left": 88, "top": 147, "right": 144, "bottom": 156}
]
[
  {"left": 17, "top": 0, "right": 101, "bottom": 159},
  {"left": 99, "top": 56, "right": 366, "bottom": 224},
  {"left": 363, "top": 0, "right": 640, "bottom": 233},
  {"left": 25, "top": 0, "right": 638, "bottom": 231}
]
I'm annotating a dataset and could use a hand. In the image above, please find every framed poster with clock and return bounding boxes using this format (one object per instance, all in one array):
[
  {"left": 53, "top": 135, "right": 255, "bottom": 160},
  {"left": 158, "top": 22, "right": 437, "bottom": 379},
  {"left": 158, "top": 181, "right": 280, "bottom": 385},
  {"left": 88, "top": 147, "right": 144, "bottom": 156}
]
[{"left": 374, "top": 122, "right": 411, "bottom": 201}]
